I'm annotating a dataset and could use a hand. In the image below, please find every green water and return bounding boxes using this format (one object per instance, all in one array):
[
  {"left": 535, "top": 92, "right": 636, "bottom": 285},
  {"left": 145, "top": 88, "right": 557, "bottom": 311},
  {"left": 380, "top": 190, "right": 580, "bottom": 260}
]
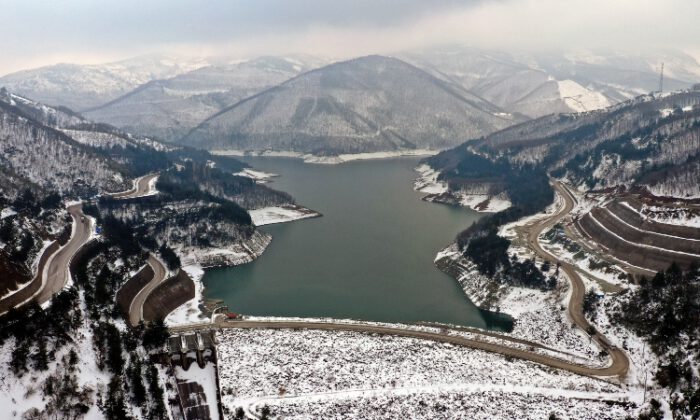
[{"left": 203, "top": 157, "right": 513, "bottom": 331}]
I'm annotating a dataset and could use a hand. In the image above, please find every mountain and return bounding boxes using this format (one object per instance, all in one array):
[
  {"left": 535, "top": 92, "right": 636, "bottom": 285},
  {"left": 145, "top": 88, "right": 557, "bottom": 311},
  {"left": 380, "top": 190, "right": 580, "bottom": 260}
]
[
  {"left": 0, "top": 54, "right": 208, "bottom": 111},
  {"left": 401, "top": 47, "right": 700, "bottom": 119},
  {"left": 426, "top": 88, "right": 700, "bottom": 201},
  {"left": 182, "top": 55, "right": 521, "bottom": 155},
  {"left": 84, "top": 56, "right": 326, "bottom": 141},
  {"left": 0, "top": 89, "right": 130, "bottom": 196}
]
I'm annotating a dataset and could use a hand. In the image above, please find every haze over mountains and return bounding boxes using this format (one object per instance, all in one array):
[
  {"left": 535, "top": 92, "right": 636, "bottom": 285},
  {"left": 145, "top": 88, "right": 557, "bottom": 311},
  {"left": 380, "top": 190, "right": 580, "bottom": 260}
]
[
  {"left": 83, "top": 55, "right": 328, "bottom": 142},
  {"left": 2, "top": 48, "right": 700, "bottom": 156},
  {"left": 183, "top": 55, "right": 520, "bottom": 154},
  {"left": 0, "top": 54, "right": 208, "bottom": 111}
]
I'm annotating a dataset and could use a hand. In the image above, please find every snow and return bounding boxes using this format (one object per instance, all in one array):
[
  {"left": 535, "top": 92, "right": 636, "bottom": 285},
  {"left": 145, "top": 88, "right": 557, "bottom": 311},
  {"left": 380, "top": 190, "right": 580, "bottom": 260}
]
[
  {"left": 257, "top": 387, "right": 634, "bottom": 420},
  {"left": 588, "top": 211, "right": 700, "bottom": 257},
  {"left": 413, "top": 164, "right": 447, "bottom": 195},
  {"left": 307, "top": 149, "right": 438, "bottom": 164},
  {"left": 1, "top": 208, "right": 17, "bottom": 219},
  {"left": 631, "top": 202, "right": 700, "bottom": 228},
  {"left": 165, "top": 262, "right": 208, "bottom": 326},
  {"left": 217, "top": 328, "right": 637, "bottom": 419},
  {"left": 0, "top": 291, "right": 113, "bottom": 419},
  {"left": 558, "top": 80, "right": 612, "bottom": 113},
  {"left": 234, "top": 168, "right": 278, "bottom": 183},
  {"left": 604, "top": 206, "right": 700, "bottom": 242},
  {"left": 459, "top": 192, "right": 512, "bottom": 212},
  {"left": 413, "top": 164, "right": 512, "bottom": 213},
  {"left": 146, "top": 175, "right": 159, "bottom": 196},
  {"left": 174, "top": 364, "right": 220, "bottom": 420},
  {"left": 248, "top": 205, "right": 320, "bottom": 226},
  {"left": 213, "top": 149, "right": 438, "bottom": 164}
]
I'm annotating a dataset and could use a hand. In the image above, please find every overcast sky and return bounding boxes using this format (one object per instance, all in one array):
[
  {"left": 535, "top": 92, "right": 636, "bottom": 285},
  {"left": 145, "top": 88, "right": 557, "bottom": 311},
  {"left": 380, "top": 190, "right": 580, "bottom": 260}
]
[{"left": 2, "top": 0, "right": 699, "bottom": 75}]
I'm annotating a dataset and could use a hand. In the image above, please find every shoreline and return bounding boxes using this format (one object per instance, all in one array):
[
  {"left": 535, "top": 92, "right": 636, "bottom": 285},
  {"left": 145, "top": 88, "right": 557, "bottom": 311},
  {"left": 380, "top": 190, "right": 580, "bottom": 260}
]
[
  {"left": 212, "top": 148, "right": 438, "bottom": 164},
  {"left": 166, "top": 204, "right": 322, "bottom": 325},
  {"left": 413, "top": 164, "right": 512, "bottom": 213}
]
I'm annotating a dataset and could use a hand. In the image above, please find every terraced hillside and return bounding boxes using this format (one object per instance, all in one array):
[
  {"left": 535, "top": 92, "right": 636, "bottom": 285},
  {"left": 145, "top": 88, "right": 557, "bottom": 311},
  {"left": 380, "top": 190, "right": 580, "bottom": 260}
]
[{"left": 575, "top": 196, "right": 700, "bottom": 273}]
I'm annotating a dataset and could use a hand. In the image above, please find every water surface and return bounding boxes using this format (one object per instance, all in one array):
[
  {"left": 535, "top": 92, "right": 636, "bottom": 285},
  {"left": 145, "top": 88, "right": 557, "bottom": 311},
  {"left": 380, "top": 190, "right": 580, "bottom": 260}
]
[{"left": 203, "top": 157, "right": 512, "bottom": 330}]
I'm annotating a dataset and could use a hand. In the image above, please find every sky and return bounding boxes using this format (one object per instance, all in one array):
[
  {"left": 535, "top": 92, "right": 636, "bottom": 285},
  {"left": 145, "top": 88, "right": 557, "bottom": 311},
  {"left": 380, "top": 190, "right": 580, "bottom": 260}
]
[{"left": 1, "top": 0, "right": 700, "bottom": 75}]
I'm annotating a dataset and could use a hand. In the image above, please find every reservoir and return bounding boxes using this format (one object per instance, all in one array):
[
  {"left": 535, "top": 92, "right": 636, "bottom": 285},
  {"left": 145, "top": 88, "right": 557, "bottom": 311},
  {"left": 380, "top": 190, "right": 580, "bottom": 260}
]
[{"left": 203, "top": 157, "right": 513, "bottom": 331}]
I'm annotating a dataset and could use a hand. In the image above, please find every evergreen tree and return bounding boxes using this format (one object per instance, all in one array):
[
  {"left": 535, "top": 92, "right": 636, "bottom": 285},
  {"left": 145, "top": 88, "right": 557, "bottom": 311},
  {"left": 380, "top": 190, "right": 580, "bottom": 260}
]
[
  {"left": 142, "top": 319, "right": 169, "bottom": 350},
  {"left": 104, "top": 376, "right": 129, "bottom": 420},
  {"left": 32, "top": 336, "right": 49, "bottom": 371},
  {"left": 128, "top": 357, "right": 147, "bottom": 407},
  {"left": 146, "top": 365, "right": 166, "bottom": 419}
]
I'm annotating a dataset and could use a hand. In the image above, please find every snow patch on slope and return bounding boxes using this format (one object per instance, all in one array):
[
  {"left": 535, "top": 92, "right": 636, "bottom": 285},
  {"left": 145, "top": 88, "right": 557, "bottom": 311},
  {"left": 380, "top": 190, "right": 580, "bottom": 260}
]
[
  {"left": 249, "top": 205, "right": 321, "bottom": 227},
  {"left": 558, "top": 80, "right": 611, "bottom": 112}
]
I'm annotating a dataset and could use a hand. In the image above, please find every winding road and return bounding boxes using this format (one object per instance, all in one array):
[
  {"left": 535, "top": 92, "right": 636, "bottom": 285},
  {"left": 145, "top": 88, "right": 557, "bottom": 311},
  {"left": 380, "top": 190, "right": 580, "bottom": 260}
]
[
  {"left": 2, "top": 173, "right": 159, "bottom": 313},
  {"left": 36, "top": 203, "right": 93, "bottom": 304},
  {"left": 127, "top": 254, "right": 168, "bottom": 327},
  {"left": 108, "top": 173, "right": 158, "bottom": 199},
  {"left": 524, "top": 181, "right": 630, "bottom": 376}
]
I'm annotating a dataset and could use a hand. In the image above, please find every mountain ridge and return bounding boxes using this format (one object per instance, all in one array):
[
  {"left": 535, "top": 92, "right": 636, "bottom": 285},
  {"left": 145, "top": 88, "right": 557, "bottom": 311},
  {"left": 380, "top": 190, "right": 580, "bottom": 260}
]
[{"left": 181, "top": 55, "right": 521, "bottom": 155}]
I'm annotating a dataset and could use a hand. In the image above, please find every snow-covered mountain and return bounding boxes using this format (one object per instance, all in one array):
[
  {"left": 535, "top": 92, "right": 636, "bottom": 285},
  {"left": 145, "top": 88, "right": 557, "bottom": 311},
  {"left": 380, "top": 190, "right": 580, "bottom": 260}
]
[
  {"left": 0, "top": 54, "right": 208, "bottom": 111},
  {"left": 428, "top": 88, "right": 700, "bottom": 199},
  {"left": 182, "top": 55, "right": 522, "bottom": 155},
  {"left": 401, "top": 47, "right": 700, "bottom": 118},
  {"left": 84, "top": 56, "right": 328, "bottom": 142},
  {"left": 0, "top": 89, "right": 130, "bottom": 196}
]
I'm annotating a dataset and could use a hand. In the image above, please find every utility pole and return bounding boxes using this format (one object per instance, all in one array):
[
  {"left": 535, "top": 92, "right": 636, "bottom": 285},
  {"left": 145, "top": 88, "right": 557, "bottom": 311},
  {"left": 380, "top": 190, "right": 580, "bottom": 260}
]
[{"left": 658, "top": 62, "right": 664, "bottom": 93}]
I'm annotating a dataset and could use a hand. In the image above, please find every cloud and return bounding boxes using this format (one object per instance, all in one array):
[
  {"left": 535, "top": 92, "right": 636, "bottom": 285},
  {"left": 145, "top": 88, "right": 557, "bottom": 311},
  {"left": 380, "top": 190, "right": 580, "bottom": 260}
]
[{"left": 1, "top": 0, "right": 699, "bottom": 74}]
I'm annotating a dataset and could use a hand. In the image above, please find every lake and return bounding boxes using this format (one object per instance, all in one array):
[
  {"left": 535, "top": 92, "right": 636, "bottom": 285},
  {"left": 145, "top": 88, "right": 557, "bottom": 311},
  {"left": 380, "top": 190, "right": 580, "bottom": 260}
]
[{"left": 203, "top": 157, "right": 512, "bottom": 331}]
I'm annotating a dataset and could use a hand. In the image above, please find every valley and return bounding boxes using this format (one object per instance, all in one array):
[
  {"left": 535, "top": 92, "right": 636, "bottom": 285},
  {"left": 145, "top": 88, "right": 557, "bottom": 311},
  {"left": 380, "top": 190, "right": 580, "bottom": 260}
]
[{"left": 1, "top": 38, "right": 700, "bottom": 419}]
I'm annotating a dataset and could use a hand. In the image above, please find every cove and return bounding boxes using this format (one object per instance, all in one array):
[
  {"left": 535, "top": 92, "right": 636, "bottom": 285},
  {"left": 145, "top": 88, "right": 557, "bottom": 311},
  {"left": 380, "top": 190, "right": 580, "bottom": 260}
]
[{"left": 203, "top": 157, "right": 513, "bottom": 331}]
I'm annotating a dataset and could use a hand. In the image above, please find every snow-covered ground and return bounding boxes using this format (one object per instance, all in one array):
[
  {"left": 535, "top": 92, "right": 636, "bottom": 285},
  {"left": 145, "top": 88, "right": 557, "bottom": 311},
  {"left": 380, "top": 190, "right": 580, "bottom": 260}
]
[
  {"left": 174, "top": 364, "right": 220, "bottom": 420},
  {"left": 0, "top": 291, "right": 113, "bottom": 419},
  {"left": 261, "top": 387, "right": 634, "bottom": 420},
  {"left": 234, "top": 168, "right": 278, "bottom": 183},
  {"left": 434, "top": 245, "right": 601, "bottom": 362},
  {"left": 217, "top": 328, "right": 638, "bottom": 419},
  {"left": 413, "top": 164, "right": 512, "bottom": 212},
  {"left": 165, "top": 263, "right": 207, "bottom": 326},
  {"left": 413, "top": 164, "right": 447, "bottom": 195},
  {"left": 249, "top": 205, "right": 321, "bottom": 226},
  {"left": 634, "top": 203, "right": 700, "bottom": 228},
  {"left": 145, "top": 175, "right": 159, "bottom": 197},
  {"left": 558, "top": 79, "right": 612, "bottom": 113},
  {"left": 1, "top": 208, "right": 17, "bottom": 219},
  {"left": 213, "top": 149, "right": 438, "bottom": 164}
]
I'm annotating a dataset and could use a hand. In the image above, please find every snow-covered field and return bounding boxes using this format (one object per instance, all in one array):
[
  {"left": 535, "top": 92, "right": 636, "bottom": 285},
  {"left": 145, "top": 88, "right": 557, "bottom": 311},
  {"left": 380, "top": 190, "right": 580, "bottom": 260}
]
[
  {"left": 217, "top": 328, "right": 638, "bottom": 419},
  {"left": 249, "top": 205, "right": 321, "bottom": 226},
  {"left": 261, "top": 388, "right": 633, "bottom": 420}
]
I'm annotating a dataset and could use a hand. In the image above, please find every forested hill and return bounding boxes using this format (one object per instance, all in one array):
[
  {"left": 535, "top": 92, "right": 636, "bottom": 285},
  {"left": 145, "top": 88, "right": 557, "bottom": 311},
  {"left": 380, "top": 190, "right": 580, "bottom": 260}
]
[
  {"left": 0, "top": 89, "right": 302, "bottom": 300},
  {"left": 428, "top": 89, "right": 700, "bottom": 199},
  {"left": 181, "top": 55, "right": 522, "bottom": 155}
]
